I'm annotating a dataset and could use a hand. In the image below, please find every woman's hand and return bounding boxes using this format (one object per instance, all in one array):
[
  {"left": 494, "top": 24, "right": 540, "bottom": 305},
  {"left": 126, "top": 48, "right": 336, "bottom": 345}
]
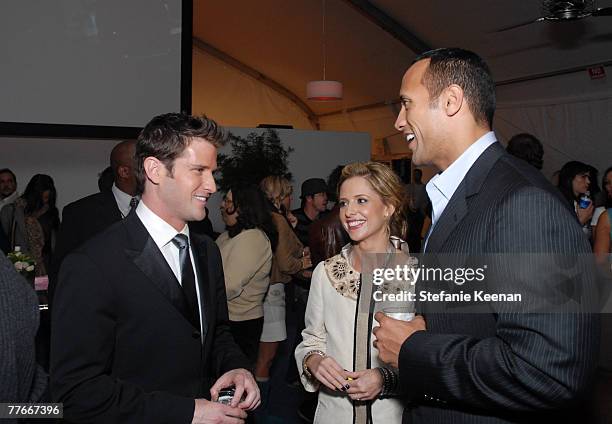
[
  {"left": 301, "top": 247, "right": 312, "bottom": 269},
  {"left": 306, "top": 355, "right": 350, "bottom": 392},
  {"left": 286, "top": 210, "right": 298, "bottom": 228},
  {"left": 577, "top": 202, "right": 594, "bottom": 225},
  {"left": 345, "top": 369, "right": 383, "bottom": 401}
]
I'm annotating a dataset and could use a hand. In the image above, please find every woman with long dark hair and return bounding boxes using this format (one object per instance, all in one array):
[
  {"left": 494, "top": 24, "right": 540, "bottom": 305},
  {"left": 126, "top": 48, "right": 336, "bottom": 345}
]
[
  {"left": 216, "top": 184, "right": 278, "bottom": 366},
  {"left": 557, "top": 161, "right": 594, "bottom": 229},
  {"left": 0, "top": 174, "right": 59, "bottom": 275}
]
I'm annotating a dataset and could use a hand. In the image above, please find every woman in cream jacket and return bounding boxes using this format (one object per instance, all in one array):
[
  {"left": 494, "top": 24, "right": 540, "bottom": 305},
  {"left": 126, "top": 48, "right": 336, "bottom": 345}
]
[{"left": 296, "top": 162, "right": 414, "bottom": 424}]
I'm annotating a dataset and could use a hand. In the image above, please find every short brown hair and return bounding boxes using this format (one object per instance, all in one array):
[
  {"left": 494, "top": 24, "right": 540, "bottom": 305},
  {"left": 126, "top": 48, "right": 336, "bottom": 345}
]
[
  {"left": 135, "top": 113, "right": 226, "bottom": 194},
  {"left": 338, "top": 162, "right": 407, "bottom": 238}
]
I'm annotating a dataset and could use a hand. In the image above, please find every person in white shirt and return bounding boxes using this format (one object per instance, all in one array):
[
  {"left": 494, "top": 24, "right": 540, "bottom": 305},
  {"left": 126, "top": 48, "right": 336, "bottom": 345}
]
[
  {"left": 51, "top": 113, "right": 259, "bottom": 424},
  {"left": 374, "top": 47, "right": 598, "bottom": 424}
]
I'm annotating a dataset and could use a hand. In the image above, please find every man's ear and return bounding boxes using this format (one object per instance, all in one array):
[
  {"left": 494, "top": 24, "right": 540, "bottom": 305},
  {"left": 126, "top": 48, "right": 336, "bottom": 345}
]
[
  {"left": 143, "top": 157, "right": 163, "bottom": 185},
  {"left": 117, "top": 165, "right": 130, "bottom": 179},
  {"left": 442, "top": 84, "right": 464, "bottom": 117}
]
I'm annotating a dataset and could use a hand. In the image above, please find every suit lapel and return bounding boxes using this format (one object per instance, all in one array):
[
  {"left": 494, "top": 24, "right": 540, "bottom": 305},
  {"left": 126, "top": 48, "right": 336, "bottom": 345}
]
[
  {"left": 191, "top": 234, "right": 209, "bottom": 340},
  {"left": 426, "top": 142, "right": 505, "bottom": 254},
  {"left": 100, "top": 191, "right": 122, "bottom": 223},
  {"left": 426, "top": 183, "right": 468, "bottom": 254},
  {"left": 123, "top": 213, "right": 191, "bottom": 321}
]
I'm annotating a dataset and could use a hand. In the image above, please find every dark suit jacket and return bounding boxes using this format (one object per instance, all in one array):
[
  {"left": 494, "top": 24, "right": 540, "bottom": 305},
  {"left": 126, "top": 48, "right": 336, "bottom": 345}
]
[
  {"left": 0, "top": 227, "right": 9, "bottom": 255},
  {"left": 399, "top": 143, "right": 599, "bottom": 423},
  {"left": 50, "top": 192, "right": 217, "bottom": 302},
  {"left": 49, "top": 191, "right": 121, "bottom": 303},
  {"left": 50, "top": 212, "right": 250, "bottom": 423}
]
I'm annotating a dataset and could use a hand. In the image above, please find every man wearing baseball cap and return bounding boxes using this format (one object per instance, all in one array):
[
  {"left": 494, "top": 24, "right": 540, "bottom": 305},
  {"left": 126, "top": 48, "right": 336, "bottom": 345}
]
[{"left": 292, "top": 178, "right": 328, "bottom": 247}]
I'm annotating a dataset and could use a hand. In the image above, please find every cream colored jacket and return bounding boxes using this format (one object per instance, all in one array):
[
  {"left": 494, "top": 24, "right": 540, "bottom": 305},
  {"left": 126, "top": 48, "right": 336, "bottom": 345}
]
[
  {"left": 216, "top": 229, "right": 272, "bottom": 321},
  {"left": 295, "top": 255, "right": 404, "bottom": 423}
]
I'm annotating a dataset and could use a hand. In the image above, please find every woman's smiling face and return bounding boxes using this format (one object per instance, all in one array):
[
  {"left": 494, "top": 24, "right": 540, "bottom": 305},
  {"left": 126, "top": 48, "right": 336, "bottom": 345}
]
[{"left": 338, "top": 176, "right": 393, "bottom": 246}]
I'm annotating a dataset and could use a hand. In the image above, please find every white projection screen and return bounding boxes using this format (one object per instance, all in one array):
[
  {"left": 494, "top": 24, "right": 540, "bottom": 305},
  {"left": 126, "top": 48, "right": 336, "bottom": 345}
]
[{"left": 0, "top": 0, "right": 191, "bottom": 138}]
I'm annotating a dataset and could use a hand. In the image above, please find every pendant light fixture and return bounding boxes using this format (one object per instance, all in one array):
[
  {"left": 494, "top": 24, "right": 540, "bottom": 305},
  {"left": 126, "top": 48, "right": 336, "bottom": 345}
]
[{"left": 307, "top": 0, "right": 343, "bottom": 101}]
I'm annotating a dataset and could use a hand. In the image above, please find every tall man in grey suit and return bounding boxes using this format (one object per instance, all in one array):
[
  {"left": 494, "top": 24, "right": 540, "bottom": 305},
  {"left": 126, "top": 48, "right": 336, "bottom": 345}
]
[
  {"left": 51, "top": 113, "right": 259, "bottom": 423},
  {"left": 373, "top": 48, "right": 599, "bottom": 423}
]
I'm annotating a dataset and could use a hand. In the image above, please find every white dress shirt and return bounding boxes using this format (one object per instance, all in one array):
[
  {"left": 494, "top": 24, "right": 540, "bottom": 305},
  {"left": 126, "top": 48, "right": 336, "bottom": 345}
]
[
  {"left": 135, "top": 201, "right": 203, "bottom": 336},
  {"left": 111, "top": 183, "right": 135, "bottom": 219},
  {"left": 424, "top": 131, "right": 497, "bottom": 250}
]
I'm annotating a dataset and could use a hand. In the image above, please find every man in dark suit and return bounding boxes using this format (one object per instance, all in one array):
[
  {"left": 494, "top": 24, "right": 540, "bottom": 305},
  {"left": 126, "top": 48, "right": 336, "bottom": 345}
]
[
  {"left": 49, "top": 139, "right": 137, "bottom": 302},
  {"left": 373, "top": 48, "right": 599, "bottom": 423},
  {"left": 51, "top": 113, "right": 259, "bottom": 423}
]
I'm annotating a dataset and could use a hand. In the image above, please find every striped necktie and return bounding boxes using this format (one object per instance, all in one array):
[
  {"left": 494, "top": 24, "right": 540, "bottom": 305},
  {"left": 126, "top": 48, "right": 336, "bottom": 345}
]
[{"left": 171, "top": 234, "right": 200, "bottom": 329}]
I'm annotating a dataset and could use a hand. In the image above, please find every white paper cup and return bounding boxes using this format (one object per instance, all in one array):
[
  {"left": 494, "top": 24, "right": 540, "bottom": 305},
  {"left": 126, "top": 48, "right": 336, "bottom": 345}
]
[{"left": 382, "top": 306, "right": 415, "bottom": 321}]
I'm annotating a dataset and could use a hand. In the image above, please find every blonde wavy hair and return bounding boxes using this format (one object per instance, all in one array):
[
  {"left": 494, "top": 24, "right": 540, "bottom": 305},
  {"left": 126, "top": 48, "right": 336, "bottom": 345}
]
[
  {"left": 259, "top": 175, "right": 293, "bottom": 210},
  {"left": 338, "top": 161, "right": 407, "bottom": 238}
]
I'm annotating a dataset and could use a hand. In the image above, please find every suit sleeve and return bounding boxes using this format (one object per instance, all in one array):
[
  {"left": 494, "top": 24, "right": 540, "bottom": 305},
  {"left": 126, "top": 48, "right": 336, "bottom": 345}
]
[
  {"left": 50, "top": 252, "right": 195, "bottom": 424},
  {"left": 0, "top": 204, "right": 14, "bottom": 241},
  {"left": 399, "top": 186, "right": 599, "bottom": 412},
  {"left": 52, "top": 200, "right": 85, "bottom": 260},
  {"left": 207, "top": 242, "right": 252, "bottom": 375},
  {"left": 48, "top": 203, "right": 80, "bottom": 302}
]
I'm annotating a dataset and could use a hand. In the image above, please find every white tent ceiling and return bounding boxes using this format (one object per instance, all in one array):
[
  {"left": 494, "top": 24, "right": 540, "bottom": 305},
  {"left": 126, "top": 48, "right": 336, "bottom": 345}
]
[{"left": 192, "top": 0, "right": 612, "bottom": 173}]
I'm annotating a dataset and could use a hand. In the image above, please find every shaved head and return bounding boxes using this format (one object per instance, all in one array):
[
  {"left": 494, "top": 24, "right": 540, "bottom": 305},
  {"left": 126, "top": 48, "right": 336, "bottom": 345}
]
[
  {"left": 110, "top": 140, "right": 136, "bottom": 175},
  {"left": 110, "top": 139, "right": 137, "bottom": 195}
]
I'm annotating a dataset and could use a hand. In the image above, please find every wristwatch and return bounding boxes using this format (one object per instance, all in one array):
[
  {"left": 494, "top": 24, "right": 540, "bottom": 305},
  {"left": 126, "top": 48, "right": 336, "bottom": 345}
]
[{"left": 302, "top": 350, "right": 326, "bottom": 378}]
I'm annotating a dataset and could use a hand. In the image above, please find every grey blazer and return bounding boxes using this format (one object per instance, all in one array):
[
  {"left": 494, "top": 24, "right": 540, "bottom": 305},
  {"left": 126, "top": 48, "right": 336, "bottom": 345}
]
[
  {"left": 0, "top": 253, "right": 47, "bottom": 409},
  {"left": 0, "top": 202, "right": 28, "bottom": 253}
]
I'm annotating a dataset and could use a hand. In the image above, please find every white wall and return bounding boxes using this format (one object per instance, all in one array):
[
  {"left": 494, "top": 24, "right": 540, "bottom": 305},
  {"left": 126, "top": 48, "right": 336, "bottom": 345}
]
[
  {"left": 495, "top": 66, "right": 612, "bottom": 180},
  {"left": 1, "top": 137, "right": 118, "bottom": 209}
]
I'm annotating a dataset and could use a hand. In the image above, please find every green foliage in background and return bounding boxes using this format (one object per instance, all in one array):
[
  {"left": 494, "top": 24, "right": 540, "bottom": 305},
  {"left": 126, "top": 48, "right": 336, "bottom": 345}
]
[{"left": 217, "top": 129, "right": 293, "bottom": 191}]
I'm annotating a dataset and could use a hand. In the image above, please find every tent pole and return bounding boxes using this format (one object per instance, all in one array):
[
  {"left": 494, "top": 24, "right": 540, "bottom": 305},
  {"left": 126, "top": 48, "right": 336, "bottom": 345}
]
[{"left": 496, "top": 60, "right": 612, "bottom": 86}]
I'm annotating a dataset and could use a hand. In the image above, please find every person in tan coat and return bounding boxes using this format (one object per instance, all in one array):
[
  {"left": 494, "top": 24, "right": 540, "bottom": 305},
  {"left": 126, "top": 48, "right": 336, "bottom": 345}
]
[{"left": 255, "top": 176, "right": 311, "bottom": 410}]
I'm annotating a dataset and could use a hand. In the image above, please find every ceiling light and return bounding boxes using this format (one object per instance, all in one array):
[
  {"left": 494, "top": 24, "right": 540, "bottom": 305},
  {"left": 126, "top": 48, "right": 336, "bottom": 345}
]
[{"left": 307, "top": 0, "right": 343, "bottom": 101}]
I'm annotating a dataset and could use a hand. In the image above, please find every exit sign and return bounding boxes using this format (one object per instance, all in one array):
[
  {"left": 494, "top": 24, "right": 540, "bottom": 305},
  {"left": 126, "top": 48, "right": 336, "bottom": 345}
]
[{"left": 588, "top": 66, "right": 606, "bottom": 80}]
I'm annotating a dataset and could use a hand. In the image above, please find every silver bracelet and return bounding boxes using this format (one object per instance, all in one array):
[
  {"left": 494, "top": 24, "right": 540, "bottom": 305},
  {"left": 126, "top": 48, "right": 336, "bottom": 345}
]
[{"left": 302, "top": 350, "right": 326, "bottom": 379}]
